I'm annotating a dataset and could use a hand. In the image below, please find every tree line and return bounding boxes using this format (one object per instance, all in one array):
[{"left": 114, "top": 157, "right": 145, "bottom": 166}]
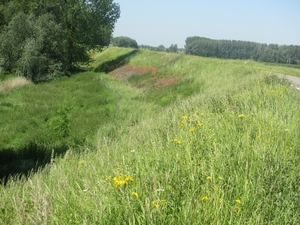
[
  {"left": 185, "top": 36, "right": 300, "bottom": 64},
  {"left": 0, "top": 0, "right": 120, "bottom": 82}
]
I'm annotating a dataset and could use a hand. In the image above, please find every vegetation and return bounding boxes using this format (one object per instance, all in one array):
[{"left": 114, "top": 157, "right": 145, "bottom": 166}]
[
  {"left": 166, "top": 44, "right": 178, "bottom": 53},
  {"left": 185, "top": 36, "right": 300, "bottom": 64},
  {"left": 111, "top": 36, "right": 139, "bottom": 49},
  {"left": 0, "top": 0, "right": 120, "bottom": 82},
  {"left": 0, "top": 47, "right": 300, "bottom": 224}
]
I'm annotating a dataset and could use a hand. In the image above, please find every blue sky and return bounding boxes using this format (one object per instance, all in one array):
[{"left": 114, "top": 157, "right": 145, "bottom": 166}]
[{"left": 112, "top": 0, "right": 300, "bottom": 48}]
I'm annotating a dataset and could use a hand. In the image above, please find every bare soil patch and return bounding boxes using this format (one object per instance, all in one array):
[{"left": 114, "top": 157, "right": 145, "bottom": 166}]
[
  {"left": 109, "top": 64, "right": 179, "bottom": 90},
  {"left": 109, "top": 64, "right": 158, "bottom": 81}
]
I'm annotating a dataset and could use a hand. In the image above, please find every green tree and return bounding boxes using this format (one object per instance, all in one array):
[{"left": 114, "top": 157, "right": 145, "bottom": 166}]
[
  {"left": 111, "top": 36, "right": 138, "bottom": 49},
  {"left": 0, "top": 0, "right": 120, "bottom": 81},
  {"left": 167, "top": 44, "right": 178, "bottom": 53}
]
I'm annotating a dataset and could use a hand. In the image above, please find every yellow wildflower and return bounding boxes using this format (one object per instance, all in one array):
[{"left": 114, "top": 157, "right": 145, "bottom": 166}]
[
  {"left": 201, "top": 196, "right": 209, "bottom": 201},
  {"left": 172, "top": 138, "right": 181, "bottom": 144},
  {"left": 113, "top": 167, "right": 122, "bottom": 174},
  {"left": 234, "top": 205, "right": 241, "bottom": 212},
  {"left": 131, "top": 192, "right": 138, "bottom": 197},
  {"left": 235, "top": 199, "right": 242, "bottom": 204},
  {"left": 105, "top": 176, "right": 111, "bottom": 182},
  {"left": 113, "top": 175, "right": 134, "bottom": 188},
  {"left": 206, "top": 176, "right": 212, "bottom": 180},
  {"left": 197, "top": 122, "right": 203, "bottom": 127},
  {"left": 182, "top": 115, "right": 188, "bottom": 120},
  {"left": 151, "top": 199, "right": 166, "bottom": 208},
  {"left": 238, "top": 114, "right": 246, "bottom": 119},
  {"left": 189, "top": 127, "right": 196, "bottom": 133},
  {"left": 78, "top": 160, "right": 85, "bottom": 169}
]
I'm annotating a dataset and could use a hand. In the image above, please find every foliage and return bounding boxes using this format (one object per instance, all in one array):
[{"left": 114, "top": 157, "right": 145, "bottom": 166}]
[
  {"left": 111, "top": 36, "right": 138, "bottom": 49},
  {"left": 0, "top": 0, "right": 120, "bottom": 82},
  {"left": 166, "top": 44, "right": 178, "bottom": 53},
  {"left": 1, "top": 48, "right": 300, "bottom": 224},
  {"left": 185, "top": 36, "right": 300, "bottom": 64},
  {"left": 0, "top": 12, "right": 68, "bottom": 82},
  {"left": 140, "top": 44, "right": 167, "bottom": 52}
]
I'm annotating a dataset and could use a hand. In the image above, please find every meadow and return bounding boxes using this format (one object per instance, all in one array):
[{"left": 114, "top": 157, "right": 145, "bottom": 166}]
[{"left": 0, "top": 47, "right": 300, "bottom": 224}]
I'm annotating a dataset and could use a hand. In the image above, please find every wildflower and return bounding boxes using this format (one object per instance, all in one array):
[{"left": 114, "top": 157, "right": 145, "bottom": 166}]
[
  {"left": 235, "top": 199, "right": 242, "bottom": 204},
  {"left": 105, "top": 176, "right": 112, "bottom": 182},
  {"left": 131, "top": 192, "right": 138, "bottom": 197},
  {"left": 172, "top": 138, "right": 181, "bottom": 144},
  {"left": 182, "top": 115, "right": 188, "bottom": 120},
  {"left": 201, "top": 196, "right": 209, "bottom": 201},
  {"left": 113, "top": 167, "right": 122, "bottom": 174},
  {"left": 151, "top": 199, "right": 166, "bottom": 208},
  {"left": 155, "top": 189, "right": 165, "bottom": 192},
  {"left": 189, "top": 128, "right": 196, "bottom": 133},
  {"left": 197, "top": 122, "right": 203, "bottom": 127},
  {"left": 113, "top": 175, "right": 134, "bottom": 187},
  {"left": 238, "top": 114, "right": 246, "bottom": 119},
  {"left": 218, "top": 176, "right": 223, "bottom": 180},
  {"left": 234, "top": 205, "right": 241, "bottom": 212},
  {"left": 78, "top": 160, "right": 85, "bottom": 169},
  {"left": 206, "top": 176, "right": 212, "bottom": 180}
]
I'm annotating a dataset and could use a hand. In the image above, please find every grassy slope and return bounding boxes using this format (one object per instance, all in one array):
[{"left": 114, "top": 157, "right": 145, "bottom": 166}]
[{"left": 0, "top": 47, "right": 300, "bottom": 224}]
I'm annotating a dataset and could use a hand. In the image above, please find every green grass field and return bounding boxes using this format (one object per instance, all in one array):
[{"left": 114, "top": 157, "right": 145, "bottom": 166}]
[{"left": 0, "top": 47, "right": 300, "bottom": 224}]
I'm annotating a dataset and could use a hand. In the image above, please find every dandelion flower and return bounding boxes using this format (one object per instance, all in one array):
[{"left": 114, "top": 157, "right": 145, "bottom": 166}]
[{"left": 206, "top": 176, "right": 212, "bottom": 180}]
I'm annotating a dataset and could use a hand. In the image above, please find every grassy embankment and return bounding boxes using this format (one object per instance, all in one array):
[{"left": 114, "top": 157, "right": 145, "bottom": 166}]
[{"left": 0, "top": 47, "right": 300, "bottom": 224}]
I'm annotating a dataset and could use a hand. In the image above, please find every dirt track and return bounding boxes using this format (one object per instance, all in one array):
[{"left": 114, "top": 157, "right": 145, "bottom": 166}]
[{"left": 277, "top": 74, "right": 300, "bottom": 91}]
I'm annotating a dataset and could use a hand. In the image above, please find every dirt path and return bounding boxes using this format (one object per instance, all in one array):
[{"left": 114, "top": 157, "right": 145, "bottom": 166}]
[{"left": 277, "top": 74, "right": 300, "bottom": 91}]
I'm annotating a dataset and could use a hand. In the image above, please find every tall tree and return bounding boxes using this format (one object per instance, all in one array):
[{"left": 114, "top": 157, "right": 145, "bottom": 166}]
[{"left": 0, "top": 0, "right": 120, "bottom": 82}]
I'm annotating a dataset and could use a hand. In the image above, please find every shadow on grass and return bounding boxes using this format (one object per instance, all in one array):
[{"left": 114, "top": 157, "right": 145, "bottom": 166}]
[
  {"left": 94, "top": 49, "right": 139, "bottom": 73},
  {"left": 0, "top": 142, "right": 69, "bottom": 185}
]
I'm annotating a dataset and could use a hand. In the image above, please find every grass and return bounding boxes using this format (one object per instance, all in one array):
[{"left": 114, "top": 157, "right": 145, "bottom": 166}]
[
  {"left": 0, "top": 47, "right": 300, "bottom": 224},
  {"left": 0, "top": 76, "right": 32, "bottom": 92}
]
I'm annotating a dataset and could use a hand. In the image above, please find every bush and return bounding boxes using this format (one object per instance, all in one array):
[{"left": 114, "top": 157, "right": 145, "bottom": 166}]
[
  {"left": 111, "top": 36, "right": 138, "bottom": 49},
  {"left": 0, "top": 13, "right": 68, "bottom": 83}
]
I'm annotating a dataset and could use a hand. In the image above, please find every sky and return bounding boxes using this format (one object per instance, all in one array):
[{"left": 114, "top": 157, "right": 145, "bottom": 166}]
[{"left": 112, "top": 0, "right": 300, "bottom": 48}]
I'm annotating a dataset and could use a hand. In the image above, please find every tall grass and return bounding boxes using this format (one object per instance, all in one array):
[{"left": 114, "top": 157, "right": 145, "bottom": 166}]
[
  {"left": 0, "top": 48, "right": 300, "bottom": 224},
  {"left": 0, "top": 76, "right": 32, "bottom": 92}
]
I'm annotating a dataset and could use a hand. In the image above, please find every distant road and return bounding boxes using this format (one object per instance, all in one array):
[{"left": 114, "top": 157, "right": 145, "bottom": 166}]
[{"left": 277, "top": 74, "right": 300, "bottom": 91}]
